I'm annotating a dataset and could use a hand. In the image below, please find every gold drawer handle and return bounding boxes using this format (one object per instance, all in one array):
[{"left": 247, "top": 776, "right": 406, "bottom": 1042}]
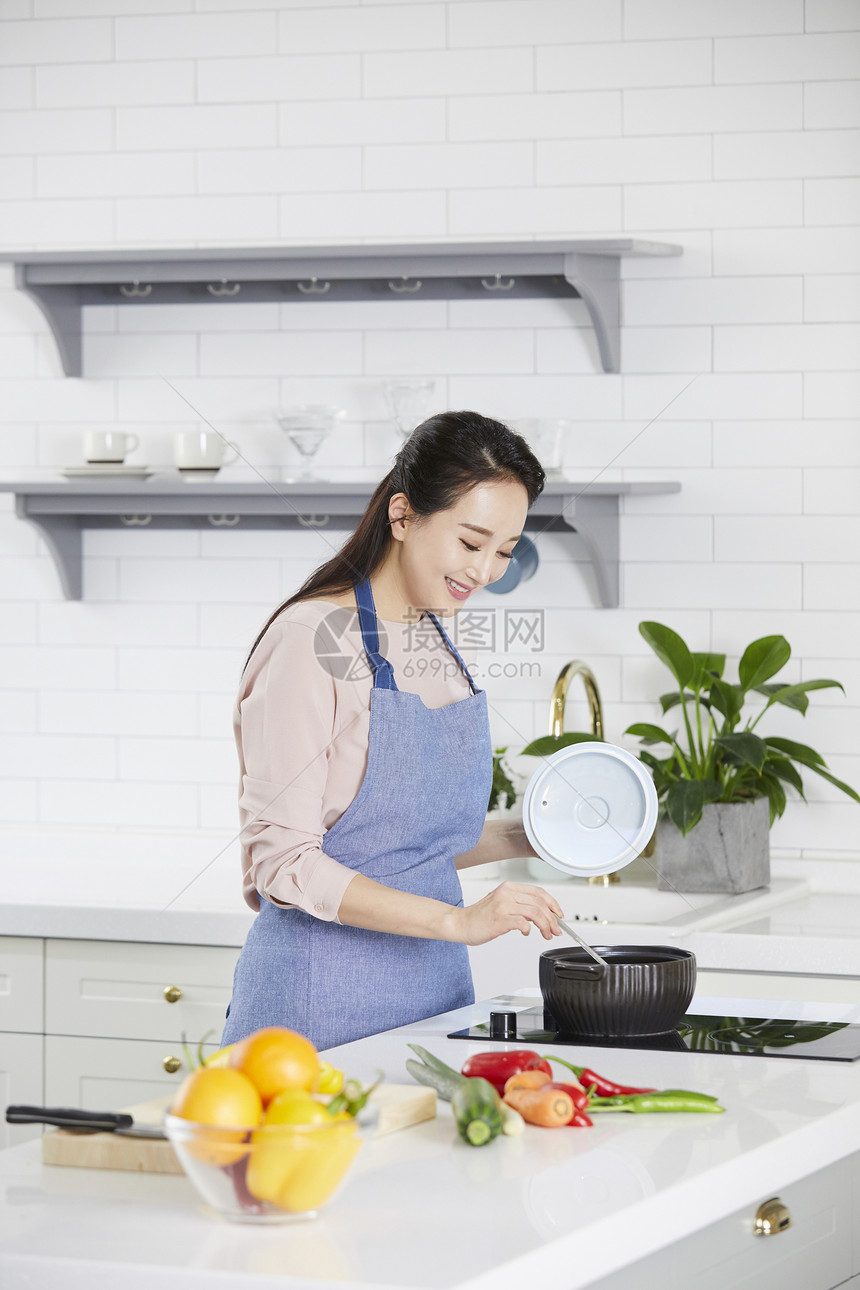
[
  {"left": 754, "top": 1198, "right": 792, "bottom": 1235},
  {"left": 163, "top": 1055, "right": 182, "bottom": 1074},
  {"left": 163, "top": 985, "right": 182, "bottom": 1004}
]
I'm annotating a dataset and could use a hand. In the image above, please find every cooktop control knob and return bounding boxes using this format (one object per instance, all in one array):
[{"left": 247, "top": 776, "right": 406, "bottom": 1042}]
[{"left": 489, "top": 1010, "right": 517, "bottom": 1040}]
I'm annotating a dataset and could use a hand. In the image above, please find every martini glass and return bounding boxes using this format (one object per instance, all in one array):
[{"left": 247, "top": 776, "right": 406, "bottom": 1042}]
[
  {"left": 274, "top": 405, "right": 344, "bottom": 481},
  {"left": 383, "top": 379, "right": 436, "bottom": 442}
]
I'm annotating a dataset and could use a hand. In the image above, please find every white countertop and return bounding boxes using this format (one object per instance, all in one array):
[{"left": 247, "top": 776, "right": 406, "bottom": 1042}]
[
  {"left": 1, "top": 991, "right": 859, "bottom": 1290},
  {"left": 2, "top": 827, "right": 860, "bottom": 979}
]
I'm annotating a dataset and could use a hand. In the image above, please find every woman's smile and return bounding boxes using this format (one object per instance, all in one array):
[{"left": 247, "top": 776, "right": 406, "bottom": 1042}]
[{"left": 445, "top": 575, "right": 475, "bottom": 601}]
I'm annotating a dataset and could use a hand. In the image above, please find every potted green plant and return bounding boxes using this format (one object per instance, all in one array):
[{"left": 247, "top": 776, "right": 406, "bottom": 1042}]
[
  {"left": 487, "top": 746, "right": 518, "bottom": 815},
  {"left": 625, "top": 621, "right": 860, "bottom": 893}
]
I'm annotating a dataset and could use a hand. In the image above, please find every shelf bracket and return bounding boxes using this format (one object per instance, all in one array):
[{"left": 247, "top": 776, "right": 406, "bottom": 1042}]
[
  {"left": 552, "top": 490, "right": 621, "bottom": 608},
  {"left": 16, "top": 268, "right": 82, "bottom": 378},
  {"left": 563, "top": 253, "right": 620, "bottom": 374},
  {"left": 16, "top": 498, "right": 83, "bottom": 599}
]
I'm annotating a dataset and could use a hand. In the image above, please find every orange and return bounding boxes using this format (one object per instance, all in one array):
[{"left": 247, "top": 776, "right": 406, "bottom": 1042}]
[
  {"left": 169, "top": 1065, "right": 262, "bottom": 1167},
  {"left": 229, "top": 1026, "right": 319, "bottom": 1106}
]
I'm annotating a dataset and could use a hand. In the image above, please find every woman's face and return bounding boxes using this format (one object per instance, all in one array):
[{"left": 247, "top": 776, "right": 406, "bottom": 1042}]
[{"left": 388, "top": 478, "right": 529, "bottom": 616}]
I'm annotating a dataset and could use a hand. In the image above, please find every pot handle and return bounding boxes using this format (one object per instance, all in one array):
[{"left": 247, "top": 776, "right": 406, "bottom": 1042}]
[{"left": 552, "top": 961, "right": 605, "bottom": 983}]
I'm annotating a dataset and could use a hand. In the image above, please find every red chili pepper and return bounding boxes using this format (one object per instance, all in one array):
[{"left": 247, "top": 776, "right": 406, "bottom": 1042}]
[
  {"left": 547, "top": 1081, "right": 591, "bottom": 1116},
  {"left": 570, "top": 1109, "right": 593, "bottom": 1128},
  {"left": 460, "top": 1050, "right": 553, "bottom": 1096},
  {"left": 542, "top": 1054, "right": 656, "bottom": 1099}
]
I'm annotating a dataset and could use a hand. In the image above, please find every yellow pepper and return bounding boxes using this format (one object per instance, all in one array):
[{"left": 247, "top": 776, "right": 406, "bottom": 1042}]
[
  {"left": 275, "top": 1120, "right": 361, "bottom": 1213},
  {"left": 315, "top": 1061, "right": 345, "bottom": 1096},
  {"left": 244, "top": 1089, "right": 361, "bottom": 1213}
]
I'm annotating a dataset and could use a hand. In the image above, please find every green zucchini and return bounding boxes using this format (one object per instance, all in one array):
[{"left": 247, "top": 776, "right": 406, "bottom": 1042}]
[{"left": 451, "top": 1076, "right": 504, "bottom": 1147}]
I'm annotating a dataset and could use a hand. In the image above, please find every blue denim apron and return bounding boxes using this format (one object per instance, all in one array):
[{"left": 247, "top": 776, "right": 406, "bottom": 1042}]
[{"left": 221, "top": 576, "right": 493, "bottom": 1052}]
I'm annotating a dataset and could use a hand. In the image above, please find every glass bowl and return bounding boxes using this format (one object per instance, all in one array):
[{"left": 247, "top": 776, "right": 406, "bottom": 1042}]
[{"left": 164, "top": 1112, "right": 364, "bottom": 1224}]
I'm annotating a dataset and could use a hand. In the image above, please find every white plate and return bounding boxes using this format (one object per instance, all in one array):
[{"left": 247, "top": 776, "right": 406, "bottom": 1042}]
[
  {"left": 62, "top": 465, "right": 154, "bottom": 480},
  {"left": 522, "top": 742, "right": 658, "bottom": 879}
]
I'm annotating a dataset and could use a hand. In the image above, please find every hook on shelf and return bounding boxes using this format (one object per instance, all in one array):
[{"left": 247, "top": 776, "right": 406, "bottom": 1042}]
[
  {"left": 119, "top": 514, "right": 152, "bottom": 526},
  {"left": 297, "top": 278, "right": 331, "bottom": 295},
  {"left": 119, "top": 282, "right": 152, "bottom": 299},
  {"left": 480, "top": 274, "right": 516, "bottom": 292},
  {"left": 388, "top": 277, "right": 422, "bottom": 294},
  {"left": 207, "top": 514, "right": 241, "bottom": 527},
  {"left": 207, "top": 280, "right": 241, "bottom": 297},
  {"left": 296, "top": 514, "right": 330, "bottom": 527}
]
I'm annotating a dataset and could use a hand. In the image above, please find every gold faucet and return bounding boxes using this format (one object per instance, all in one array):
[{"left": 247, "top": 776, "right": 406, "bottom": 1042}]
[
  {"left": 548, "top": 661, "right": 619, "bottom": 885},
  {"left": 549, "top": 660, "right": 603, "bottom": 741}
]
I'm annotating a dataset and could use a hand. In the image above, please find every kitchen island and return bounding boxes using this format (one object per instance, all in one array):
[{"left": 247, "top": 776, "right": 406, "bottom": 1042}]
[{"left": 1, "top": 990, "right": 859, "bottom": 1290}]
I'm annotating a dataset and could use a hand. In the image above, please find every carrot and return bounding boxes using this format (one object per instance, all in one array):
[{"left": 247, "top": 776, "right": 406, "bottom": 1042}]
[
  {"left": 503, "top": 1069, "right": 551, "bottom": 1095},
  {"left": 503, "top": 1084, "right": 574, "bottom": 1128}
]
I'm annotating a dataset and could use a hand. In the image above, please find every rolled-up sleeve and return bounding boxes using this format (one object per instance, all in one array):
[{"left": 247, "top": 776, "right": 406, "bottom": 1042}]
[{"left": 236, "top": 617, "right": 359, "bottom": 921}]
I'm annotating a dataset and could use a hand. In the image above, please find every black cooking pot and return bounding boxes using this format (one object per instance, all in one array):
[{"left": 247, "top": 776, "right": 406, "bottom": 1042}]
[{"left": 539, "top": 945, "right": 696, "bottom": 1037}]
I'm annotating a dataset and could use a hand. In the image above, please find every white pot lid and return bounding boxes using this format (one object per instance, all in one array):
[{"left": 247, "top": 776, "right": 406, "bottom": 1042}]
[{"left": 522, "top": 742, "right": 658, "bottom": 878}]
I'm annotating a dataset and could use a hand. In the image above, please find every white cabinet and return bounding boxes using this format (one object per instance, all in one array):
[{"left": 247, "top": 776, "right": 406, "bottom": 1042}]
[
  {"left": 0, "top": 936, "right": 45, "bottom": 1144},
  {"left": 0, "top": 1033, "right": 43, "bottom": 1147},
  {"left": 587, "top": 1153, "right": 859, "bottom": 1290},
  {"left": 0, "top": 936, "right": 44, "bottom": 1033},
  {"left": 0, "top": 935, "right": 239, "bottom": 1124},
  {"left": 45, "top": 939, "right": 238, "bottom": 1044},
  {"left": 44, "top": 1035, "right": 218, "bottom": 1109}
]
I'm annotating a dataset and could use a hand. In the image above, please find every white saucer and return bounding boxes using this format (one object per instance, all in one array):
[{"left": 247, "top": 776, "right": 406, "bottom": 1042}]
[
  {"left": 176, "top": 468, "right": 221, "bottom": 482},
  {"left": 522, "top": 742, "right": 658, "bottom": 879},
  {"left": 62, "top": 464, "right": 154, "bottom": 480}
]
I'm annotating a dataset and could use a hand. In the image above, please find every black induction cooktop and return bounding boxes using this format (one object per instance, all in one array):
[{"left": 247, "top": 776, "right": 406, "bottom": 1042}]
[{"left": 448, "top": 1005, "right": 860, "bottom": 1062}]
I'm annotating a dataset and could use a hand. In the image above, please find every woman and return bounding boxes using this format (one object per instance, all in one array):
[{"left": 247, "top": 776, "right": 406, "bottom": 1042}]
[{"left": 222, "top": 410, "right": 564, "bottom": 1052}]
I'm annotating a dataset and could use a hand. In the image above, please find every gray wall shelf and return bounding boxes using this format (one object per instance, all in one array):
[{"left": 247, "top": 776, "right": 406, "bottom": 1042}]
[
  {"left": 0, "top": 477, "right": 681, "bottom": 607},
  {"left": 0, "top": 239, "right": 681, "bottom": 377}
]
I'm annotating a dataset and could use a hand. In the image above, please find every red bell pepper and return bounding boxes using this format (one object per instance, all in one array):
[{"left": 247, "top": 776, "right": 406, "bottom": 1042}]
[{"left": 460, "top": 1050, "right": 552, "bottom": 1096}]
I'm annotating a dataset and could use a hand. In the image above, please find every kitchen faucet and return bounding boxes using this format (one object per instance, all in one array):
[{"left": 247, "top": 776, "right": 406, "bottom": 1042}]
[
  {"left": 548, "top": 661, "right": 619, "bottom": 885},
  {"left": 549, "top": 660, "right": 603, "bottom": 741}
]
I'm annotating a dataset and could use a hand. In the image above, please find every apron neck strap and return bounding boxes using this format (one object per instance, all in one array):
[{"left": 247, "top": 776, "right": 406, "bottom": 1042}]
[
  {"left": 354, "top": 577, "right": 397, "bottom": 690},
  {"left": 354, "top": 577, "right": 482, "bottom": 696},
  {"left": 425, "top": 612, "right": 481, "bottom": 696}
]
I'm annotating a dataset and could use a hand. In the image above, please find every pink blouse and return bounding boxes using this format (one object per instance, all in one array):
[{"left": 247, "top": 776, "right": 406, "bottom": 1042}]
[{"left": 234, "top": 599, "right": 477, "bottom": 921}]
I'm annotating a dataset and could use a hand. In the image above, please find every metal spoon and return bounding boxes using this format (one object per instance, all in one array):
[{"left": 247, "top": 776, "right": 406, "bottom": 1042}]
[{"left": 556, "top": 915, "right": 610, "bottom": 970}]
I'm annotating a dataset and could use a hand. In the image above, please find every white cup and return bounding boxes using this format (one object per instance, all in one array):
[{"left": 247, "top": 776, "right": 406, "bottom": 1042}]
[
  {"left": 84, "top": 430, "right": 139, "bottom": 463},
  {"left": 174, "top": 430, "right": 239, "bottom": 473}
]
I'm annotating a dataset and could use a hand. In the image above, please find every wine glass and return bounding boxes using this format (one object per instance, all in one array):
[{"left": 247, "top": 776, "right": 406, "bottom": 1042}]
[
  {"left": 383, "top": 379, "right": 436, "bottom": 442},
  {"left": 274, "top": 405, "right": 344, "bottom": 481}
]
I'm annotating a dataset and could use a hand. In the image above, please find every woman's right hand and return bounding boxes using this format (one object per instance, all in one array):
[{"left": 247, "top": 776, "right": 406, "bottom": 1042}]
[{"left": 452, "top": 882, "right": 565, "bottom": 947}]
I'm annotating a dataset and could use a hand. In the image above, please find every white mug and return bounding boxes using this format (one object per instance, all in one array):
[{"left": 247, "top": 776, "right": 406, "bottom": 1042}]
[
  {"left": 84, "top": 430, "right": 139, "bottom": 463},
  {"left": 174, "top": 430, "right": 239, "bottom": 472}
]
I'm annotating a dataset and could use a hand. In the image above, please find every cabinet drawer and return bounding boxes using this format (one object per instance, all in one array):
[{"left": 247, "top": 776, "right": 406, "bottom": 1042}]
[
  {"left": 44, "top": 1034, "right": 219, "bottom": 1108},
  {"left": 0, "top": 936, "right": 44, "bottom": 1033},
  {"left": 45, "top": 940, "right": 238, "bottom": 1043},
  {"left": 0, "top": 1032, "right": 44, "bottom": 1147},
  {"left": 589, "top": 1153, "right": 857, "bottom": 1290}
]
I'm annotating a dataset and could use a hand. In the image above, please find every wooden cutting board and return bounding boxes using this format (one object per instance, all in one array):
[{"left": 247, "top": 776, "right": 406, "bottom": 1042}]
[{"left": 40, "top": 1083, "right": 436, "bottom": 1174}]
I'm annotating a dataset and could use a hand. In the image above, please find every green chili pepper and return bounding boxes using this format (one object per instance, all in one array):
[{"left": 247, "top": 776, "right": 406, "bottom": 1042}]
[
  {"left": 590, "top": 1088, "right": 721, "bottom": 1107},
  {"left": 326, "top": 1070, "right": 383, "bottom": 1118},
  {"left": 588, "top": 1093, "right": 724, "bottom": 1114}
]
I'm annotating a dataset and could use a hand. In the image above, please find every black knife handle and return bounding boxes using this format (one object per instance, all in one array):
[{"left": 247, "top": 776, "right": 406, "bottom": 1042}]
[{"left": 5, "top": 1105, "right": 133, "bottom": 1130}]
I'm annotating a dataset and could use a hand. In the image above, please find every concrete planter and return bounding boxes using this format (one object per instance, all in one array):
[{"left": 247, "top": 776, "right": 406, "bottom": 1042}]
[{"left": 655, "top": 797, "right": 770, "bottom": 895}]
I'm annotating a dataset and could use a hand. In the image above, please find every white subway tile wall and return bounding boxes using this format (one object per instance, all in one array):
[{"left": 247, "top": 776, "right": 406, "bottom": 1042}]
[{"left": 0, "top": 1, "right": 858, "bottom": 864}]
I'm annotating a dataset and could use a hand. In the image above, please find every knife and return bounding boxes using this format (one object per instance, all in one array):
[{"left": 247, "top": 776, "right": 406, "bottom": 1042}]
[{"left": 5, "top": 1105, "right": 167, "bottom": 1139}]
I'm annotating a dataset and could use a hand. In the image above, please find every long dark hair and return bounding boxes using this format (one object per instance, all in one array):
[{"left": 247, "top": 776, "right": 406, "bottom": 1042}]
[{"left": 244, "top": 409, "right": 545, "bottom": 670}]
